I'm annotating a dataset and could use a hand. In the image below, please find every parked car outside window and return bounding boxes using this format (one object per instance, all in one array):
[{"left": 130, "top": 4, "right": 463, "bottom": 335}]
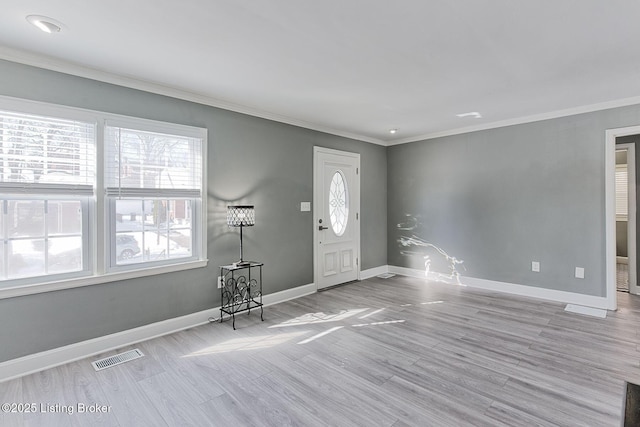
[{"left": 116, "top": 235, "right": 140, "bottom": 260}]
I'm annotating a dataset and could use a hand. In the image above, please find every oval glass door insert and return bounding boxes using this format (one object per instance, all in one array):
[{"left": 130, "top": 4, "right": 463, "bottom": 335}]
[{"left": 329, "top": 170, "right": 349, "bottom": 236}]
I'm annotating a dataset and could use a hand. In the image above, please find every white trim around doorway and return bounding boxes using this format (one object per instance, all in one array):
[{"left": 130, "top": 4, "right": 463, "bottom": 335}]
[
  {"left": 616, "top": 143, "right": 637, "bottom": 295},
  {"left": 606, "top": 126, "right": 640, "bottom": 310}
]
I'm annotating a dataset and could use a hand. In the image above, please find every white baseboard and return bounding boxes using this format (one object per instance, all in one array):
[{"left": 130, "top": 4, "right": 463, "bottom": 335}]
[
  {"left": 0, "top": 282, "right": 316, "bottom": 383},
  {"left": 262, "top": 283, "right": 316, "bottom": 307},
  {"left": 388, "top": 265, "right": 427, "bottom": 280},
  {"left": 387, "top": 265, "right": 612, "bottom": 310},
  {"left": 461, "top": 275, "right": 611, "bottom": 310},
  {"left": 564, "top": 304, "right": 607, "bottom": 318},
  {"left": 360, "top": 265, "right": 390, "bottom": 280}
]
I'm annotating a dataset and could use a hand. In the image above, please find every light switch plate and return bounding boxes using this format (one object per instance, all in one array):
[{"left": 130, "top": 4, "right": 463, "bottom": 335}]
[
  {"left": 575, "top": 267, "right": 585, "bottom": 279},
  {"left": 300, "top": 202, "right": 311, "bottom": 212},
  {"left": 531, "top": 261, "right": 540, "bottom": 272}
]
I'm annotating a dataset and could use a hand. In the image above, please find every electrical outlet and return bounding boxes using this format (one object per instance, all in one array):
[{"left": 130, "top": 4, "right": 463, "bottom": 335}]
[
  {"left": 217, "top": 276, "right": 224, "bottom": 288},
  {"left": 575, "top": 267, "right": 585, "bottom": 279},
  {"left": 531, "top": 261, "right": 540, "bottom": 272}
]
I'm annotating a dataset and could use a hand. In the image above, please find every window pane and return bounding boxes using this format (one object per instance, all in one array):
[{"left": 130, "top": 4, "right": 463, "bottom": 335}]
[
  {"left": 1, "top": 198, "right": 86, "bottom": 283},
  {"left": 329, "top": 171, "right": 348, "bottom": 236},
  {"left": 114, "top": 198, "right": 193, "bottom": 266},
  {"left": 7, "top": 201, "right": 44, "bottom": 238},
  {"left": 0, "top": 110, "right": 95, "bottom": 185},
  {"left": 8, "top": 239, "right": 45, "bottom": 279},
  {"left": 105, "top": 127, "right": 201, "bottom": 191},
  {"left": 115, "top": 200, "right": 145, "bottom": 232},
  {"left": 616, "top": 165, "right": 628, "bottom": 217},
  {"left": 169, "top": 200, "right": 192, "bottom": 258},
  {"left": 47, "top": 200, "right": 82, "bottom": 235},
  {"left": 143, "top": 231, "right": 169, "bottom": 262},
  {"left": 170, "top": 200, "right": 192, "bottom": 229},
  {"left": 169, "top": 229, "right": 191, "bottom": 259},
  {"left": 48, "top": 236, "right": 82, "bottom": 274}
]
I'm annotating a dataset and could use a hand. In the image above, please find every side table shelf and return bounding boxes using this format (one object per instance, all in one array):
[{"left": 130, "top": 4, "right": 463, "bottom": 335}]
[{"left": 219, "top": 262, "right": 264, "bottom": 329}]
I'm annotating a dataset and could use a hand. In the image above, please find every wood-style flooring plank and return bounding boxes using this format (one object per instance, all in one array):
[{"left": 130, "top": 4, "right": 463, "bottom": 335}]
[
  {"left": 381, "top": 374, "right": 509, "bottom": 427},
  {"left": 484, "top": 400, "right": 559, "bottom": 427},
  {"left": 137, "top": 371, "right": 214, "bottom": 426},
  {"left": 93, "top": 360, "right": 168, "bottom": 427},
  {"left": 137, "top": 336, "right": 226, "bottom": 402},
  {"left": 0, "top": 378, "right": 24, "bottom": 427},
  {"left": 256, "top": 348, "right": 399, "bottom": 426},
  {"left": 21, "top": 367, "right": 88, "bottom": 427}
]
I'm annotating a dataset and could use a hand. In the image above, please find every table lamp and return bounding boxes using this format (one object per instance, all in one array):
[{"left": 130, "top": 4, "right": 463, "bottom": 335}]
[{"left": 227, "top": 205, "right": 255, "bottom": 266}]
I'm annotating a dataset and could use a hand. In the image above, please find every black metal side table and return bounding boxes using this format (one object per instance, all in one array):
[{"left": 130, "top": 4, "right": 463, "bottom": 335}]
[{"left": 219, "top": 262, "right": 264, "bottom": 329}]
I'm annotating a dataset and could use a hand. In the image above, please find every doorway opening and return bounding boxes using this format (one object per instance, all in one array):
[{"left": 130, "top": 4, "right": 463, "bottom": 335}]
[{"left": 615, "top": 140, "right": 637, "bottom": 294}]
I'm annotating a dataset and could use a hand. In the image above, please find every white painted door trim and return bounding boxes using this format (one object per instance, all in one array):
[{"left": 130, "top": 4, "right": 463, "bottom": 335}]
[
  {"left": 616, "top": 143, "right": 637, "bottom": 294},
  {"left": 606, "top": 125, "right": 640, "bottom": 310},
  {"left": 313, "top": 146, "right": 361, "bottom": 290}
]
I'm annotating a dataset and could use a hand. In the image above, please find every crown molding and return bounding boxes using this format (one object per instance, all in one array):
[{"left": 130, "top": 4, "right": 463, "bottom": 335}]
[
  {"left": 3, "top": 46, "right": 640, "bottom": 148},
  {"left": 0, "top": 46, "right": 386, "bottom": 146},
  {"left": 387, "top": 95, "right": 640, "bottom": 146}
]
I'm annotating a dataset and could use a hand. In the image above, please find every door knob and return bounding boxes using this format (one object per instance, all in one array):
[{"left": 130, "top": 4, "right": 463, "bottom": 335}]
[{"left": 319, "top": 226, "right": 329, "bottom": 230}]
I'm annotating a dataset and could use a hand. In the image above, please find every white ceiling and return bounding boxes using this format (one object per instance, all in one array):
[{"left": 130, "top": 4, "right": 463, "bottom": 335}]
[{"left": 1, "top": 1, "right": 640, "bottom": 145}]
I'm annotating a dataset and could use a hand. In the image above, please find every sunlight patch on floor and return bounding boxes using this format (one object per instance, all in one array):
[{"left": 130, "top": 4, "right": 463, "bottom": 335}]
[
  {"left": 269, "top": 308, "right": 369, "bottom": 328},
  {"left": 351, "top": 320, "right": 406, "bottom": 328},
  {"left": 297, "top": 326, "right": 344, "bottom": 344},
  {"left": 358, "top": 307, "right": 385, "bottom": 319},
  {"left": 184, "top": 331, "right": 308, "bottom": 356}
]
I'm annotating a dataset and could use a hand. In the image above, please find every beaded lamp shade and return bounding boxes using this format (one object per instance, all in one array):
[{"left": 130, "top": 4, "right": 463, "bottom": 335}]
[
  {"left": 227, "top": 205, "right": 255, "bottom": 227},
  {"left": 227, "top": 205, "right": 254, "bottom": 265}
]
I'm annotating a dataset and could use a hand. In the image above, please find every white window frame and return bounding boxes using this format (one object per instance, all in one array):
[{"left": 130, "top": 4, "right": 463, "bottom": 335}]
[
  {"left": 103, "top": 117, "right": 205, "bottom": 273},
  {"left": 0, "top": 95, "right": 208, "bottom": 299}
]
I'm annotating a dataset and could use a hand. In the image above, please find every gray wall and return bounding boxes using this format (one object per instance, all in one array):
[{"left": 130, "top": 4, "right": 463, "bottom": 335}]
[
  {"left": 0, "top": 60, "right": 387, "bottom": 362},
  {"left": 388, "top": 106, "right": 640, "bottom": 297}
]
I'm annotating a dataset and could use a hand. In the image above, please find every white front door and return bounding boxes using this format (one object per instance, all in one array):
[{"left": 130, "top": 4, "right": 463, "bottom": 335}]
[{"left": 314, "top": 147, "right": 360, "bottom": 290}]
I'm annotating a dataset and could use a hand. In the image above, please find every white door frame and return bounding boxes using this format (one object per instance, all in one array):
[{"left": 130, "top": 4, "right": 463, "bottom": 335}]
[
  {"left": 615, "top": 143, "right": 637, "bottom": 294},
  {"left": 606, "top": 126, "right": 640, "bottom": 309},
  {"left": 313, "top": 146, "right": 361, "bottom": 290}
]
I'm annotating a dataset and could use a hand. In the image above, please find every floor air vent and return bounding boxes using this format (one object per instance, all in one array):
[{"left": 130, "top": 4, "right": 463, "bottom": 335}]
[
  {"left": 377, "top": 273, "right": 396, "bottom": 279},
  {"left": 92, "top": 349, "right": 144, "bottom": 371}
]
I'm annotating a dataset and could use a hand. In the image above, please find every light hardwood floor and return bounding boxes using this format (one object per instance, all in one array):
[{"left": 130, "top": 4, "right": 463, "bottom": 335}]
[{"left": 2, "top": 275, "right": 640, "bottom": 426}]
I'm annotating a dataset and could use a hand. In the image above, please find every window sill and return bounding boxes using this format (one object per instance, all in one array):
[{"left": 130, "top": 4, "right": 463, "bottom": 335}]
[{"left": 0, "top": 259, "right": 209, "bottom": 300}]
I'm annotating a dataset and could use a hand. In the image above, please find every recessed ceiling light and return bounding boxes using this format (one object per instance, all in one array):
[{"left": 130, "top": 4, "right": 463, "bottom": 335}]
[
  {"left": 389, "top": 129, "right": 398, "bottom": 134},
  {"left": 26, "top": 15, "right": 63, "bottom": 33},
  {"left": 456, "top": 112, "right": 482, "bottom": 119}
]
